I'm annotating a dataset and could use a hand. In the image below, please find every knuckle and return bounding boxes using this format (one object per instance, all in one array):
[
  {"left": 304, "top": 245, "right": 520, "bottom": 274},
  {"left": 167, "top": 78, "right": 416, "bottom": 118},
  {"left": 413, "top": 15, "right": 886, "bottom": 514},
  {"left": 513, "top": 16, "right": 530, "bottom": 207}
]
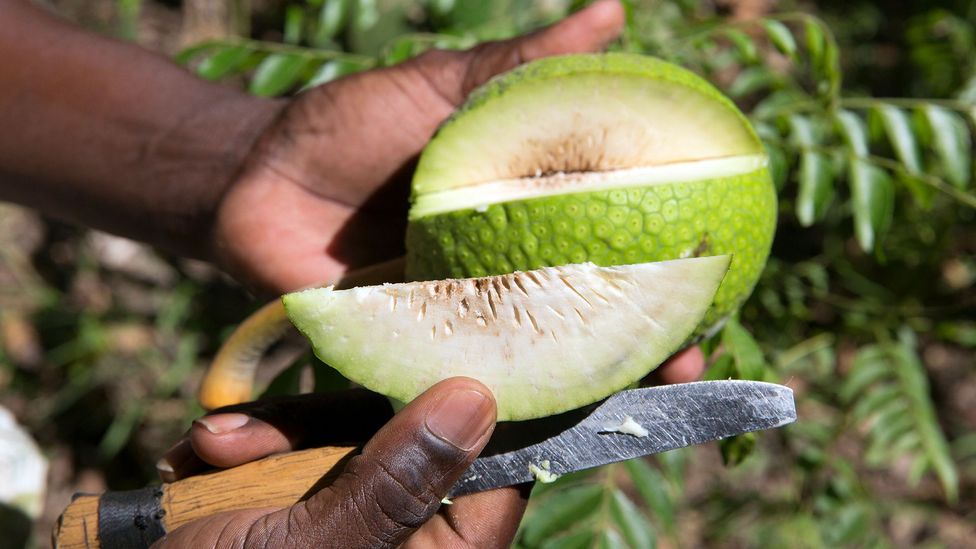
[
  {"left": 409, "top": 49, "right": 468, "bottom": 106},
  {"left": 351, "top": 452, "right": 440, "bottom": 529}
]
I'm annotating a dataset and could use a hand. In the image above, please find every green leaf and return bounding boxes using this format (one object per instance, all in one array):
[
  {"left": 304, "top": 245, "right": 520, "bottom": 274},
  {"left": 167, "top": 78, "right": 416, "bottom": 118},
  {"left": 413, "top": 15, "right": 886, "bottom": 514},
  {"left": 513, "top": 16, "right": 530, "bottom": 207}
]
[
  {"left": 816, "top": 30, "right": 842, "bottom": 97},
  {"left": 703, "top": 353, "right": 734, "bottom": 381},
  {"left": 427, "top": 0, "right": 456, "bottom": 19},
  {"left": 597, "top": 529, "right": 627, "bottom": 549},
  {"left": 303, "top": 59, "right": 364, "bottom": 89},
  {"left": 250, "top": 54, "right": 310, "bottom": 97},
  {"left": 721, "top": 317, "right": 766, "bottom": 380},
  {"left": 837, "top": 110, "right": 894, "bottom": 250},
  {"left": 803, "top": 18, "right": 825, "bottom": 69},
  {"left": 839, "top": 346, "right": 887, "bottom": 402},
  {"left": 624, "top": 459, "right": 674, "bottom": 533},
  {"left": 764, "top": 143, "right": 789, "bottom": 190},
  {"left": 850, "top": 383, "right": 900, "bottom": 421},
  {"left": 348, "top": 0, "right": 411, "bottom": 56},
  {"left": 836, "top": 110, "right": 870, "bottom": 156},
  {"left": 923, "top": 105, "right": 972, "bottom": 188},
  {"left": 384, "top": 37, "right": 420, "bottom": 65},
  {"left": 445, "top": 0, "right": 497, "bottom": 31},
  {"left": 951, "top": 433, "right": 976, "bottom": 461},
  {"left": 609, "top": 490, "right": 656, "bottom": 548},
  {"left": 354, "top": 0, "right": 380, "bottom": 31},
  {"left": 888, "top": 430, "right": 923, "bottom": 457},
  {"left": 875, "top": 105, "right": 923, "bottom": 174},
  {"left": 720, "top": 432, "right": 757, "bottom": 466},
  {"left": 871, "top": 409, "right": 915, "bottom": 448},
  {"left": 907, "top": 454, "right": 931, "bottom": 486},
  {"left": 898, "top": 172, "right": 937, "bottom": 209},
  {"left": 98, "top": 400, "right": 145, "bottom": 458},
  {"left": 849, "top": 159, "right": 894, "bottom": 251},
  {"left": 520, "top": 484, "right": 603, "bottom": 546},
  {"left": 789, "top": 114, "right": 835, "bottom": 225},
  {"left": 729, "top": 66, "right": 775, "bottom": 97},
  {"left": 538, "top": 529, "right": 593, "bottom": 549},
  {"left": 936, "top": 320, "right": 976, "bottom": 347},
  {"left": 893, "top": 329, "right": 959, "bottom": 501},
  {"left": 196, "top": 46, "right": 252, "bottom": 81},
  {"left": 763, "top": 20, "right": 797, "bottom": 60},
  {"left": 796, "top": 152, "right": 834, "bottom": 226},
  {"left": 284, "top": 5, "right": 305, "bottom": 45},
  {"left": 845, "top": 331, "right": 959, "bottom": 503},
  {"left": 724, "top": 29, "right": 758, "bottom": 64},
  {"left": 316, "top": 0, "right": 352, "bottom": 45},
  {"left": 175, "top": 42, "right": 216, "bottom": 65},
  {"left": 824, "top": 503, "right": 872, "bottom": 546}
]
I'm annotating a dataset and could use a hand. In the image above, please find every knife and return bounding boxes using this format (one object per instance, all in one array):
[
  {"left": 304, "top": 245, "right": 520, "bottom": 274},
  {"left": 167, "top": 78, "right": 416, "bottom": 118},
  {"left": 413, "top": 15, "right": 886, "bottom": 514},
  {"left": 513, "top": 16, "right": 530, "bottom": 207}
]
[{"left": 54, "top": 380, "right": 796, "bottom": 549}]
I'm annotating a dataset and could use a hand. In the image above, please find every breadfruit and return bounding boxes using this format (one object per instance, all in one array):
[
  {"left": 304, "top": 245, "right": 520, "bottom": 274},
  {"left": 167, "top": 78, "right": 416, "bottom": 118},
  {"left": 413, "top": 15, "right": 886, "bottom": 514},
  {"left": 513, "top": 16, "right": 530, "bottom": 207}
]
[
  {"left": 406, "top": 53, "right": 777, "bottom": 334},
  {"left": 284, "top": 256, "right": 729, "bottom": 420}
]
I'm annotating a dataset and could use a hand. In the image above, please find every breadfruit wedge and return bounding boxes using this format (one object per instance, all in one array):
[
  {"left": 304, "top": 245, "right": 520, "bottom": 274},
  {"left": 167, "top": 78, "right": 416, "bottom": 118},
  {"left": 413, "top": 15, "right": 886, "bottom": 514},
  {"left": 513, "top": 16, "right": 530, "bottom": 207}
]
[{"left": 283, "top": 255, "right": 730, "bottom": 421}]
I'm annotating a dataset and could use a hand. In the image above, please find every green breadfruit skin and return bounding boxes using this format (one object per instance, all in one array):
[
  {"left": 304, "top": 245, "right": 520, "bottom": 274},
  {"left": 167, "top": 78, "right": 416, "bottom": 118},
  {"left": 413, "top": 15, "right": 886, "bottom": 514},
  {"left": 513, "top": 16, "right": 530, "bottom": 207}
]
[{"left": 406, "top": 168, "right": 777, "bottom": 332}]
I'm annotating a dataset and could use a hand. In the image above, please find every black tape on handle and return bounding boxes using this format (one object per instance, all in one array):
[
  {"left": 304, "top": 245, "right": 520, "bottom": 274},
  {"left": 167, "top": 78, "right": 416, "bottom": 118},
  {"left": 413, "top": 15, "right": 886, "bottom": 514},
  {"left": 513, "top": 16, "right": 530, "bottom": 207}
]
[{"left": 97, "top": 486, "right": 167, "bottom": 549}]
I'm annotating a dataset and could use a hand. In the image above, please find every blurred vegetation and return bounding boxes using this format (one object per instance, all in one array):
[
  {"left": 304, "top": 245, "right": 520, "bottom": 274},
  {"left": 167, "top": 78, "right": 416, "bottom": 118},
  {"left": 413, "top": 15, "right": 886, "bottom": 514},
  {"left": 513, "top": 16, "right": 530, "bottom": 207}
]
[{"left": 2, "top": 0, "right": 975, "bottom": 547}]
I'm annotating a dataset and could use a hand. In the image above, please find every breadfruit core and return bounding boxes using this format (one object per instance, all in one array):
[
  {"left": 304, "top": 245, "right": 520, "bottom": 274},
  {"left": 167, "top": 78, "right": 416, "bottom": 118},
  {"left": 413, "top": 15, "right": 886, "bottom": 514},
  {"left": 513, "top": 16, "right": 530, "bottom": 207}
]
[
  {"left": 283, "top": 256, "right": 730, "bottom": 421},
  {"left": 406, "top": 54, "right": 777, "bottom": 333}
]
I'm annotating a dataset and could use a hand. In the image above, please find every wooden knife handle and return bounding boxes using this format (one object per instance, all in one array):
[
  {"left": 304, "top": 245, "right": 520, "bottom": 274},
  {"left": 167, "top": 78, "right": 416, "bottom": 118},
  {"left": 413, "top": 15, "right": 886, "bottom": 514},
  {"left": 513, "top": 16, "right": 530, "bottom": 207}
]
[{"left": 54, "top": 445, "right": 358, "bottom": 549}]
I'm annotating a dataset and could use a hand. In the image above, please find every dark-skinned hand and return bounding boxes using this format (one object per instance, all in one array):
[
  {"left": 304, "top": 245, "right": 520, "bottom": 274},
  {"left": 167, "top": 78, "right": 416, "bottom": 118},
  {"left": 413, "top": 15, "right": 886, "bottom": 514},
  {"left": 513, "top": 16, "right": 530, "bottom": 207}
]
[{"left": 154, "top": 378, "right": 522, "bottom": 548}]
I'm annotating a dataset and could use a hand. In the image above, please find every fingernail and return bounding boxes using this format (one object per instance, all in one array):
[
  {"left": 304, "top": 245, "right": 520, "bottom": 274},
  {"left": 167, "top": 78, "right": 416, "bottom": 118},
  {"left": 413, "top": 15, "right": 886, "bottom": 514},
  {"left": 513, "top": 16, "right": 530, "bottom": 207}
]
[
  {"left": 157, "top": 438, "right": 193, "bottom": 482},
  {"left": 425, "top": 389, "right": 495, "bottom": 451},
  {"left": 194, "top": 413, "right": 250, "bottom": 435},
  {"left": 155, "top": 458, "right": 175, "bottom": 482}
]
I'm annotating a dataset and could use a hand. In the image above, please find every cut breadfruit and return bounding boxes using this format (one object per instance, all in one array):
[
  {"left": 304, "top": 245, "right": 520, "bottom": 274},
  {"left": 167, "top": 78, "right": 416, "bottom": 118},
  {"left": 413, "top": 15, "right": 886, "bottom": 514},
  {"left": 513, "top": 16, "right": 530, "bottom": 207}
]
[
  {"left": 406, "top": 53, "right": 777, "bottom": 335},
  {"left": 283, "top": 256, "right": 730, "bottom": 421}
]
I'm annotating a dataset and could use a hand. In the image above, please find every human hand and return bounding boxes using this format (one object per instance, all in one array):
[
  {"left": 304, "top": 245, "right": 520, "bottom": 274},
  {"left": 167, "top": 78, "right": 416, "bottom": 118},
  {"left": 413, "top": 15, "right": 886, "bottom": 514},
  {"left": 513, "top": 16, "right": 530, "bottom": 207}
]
[
  {"left": 153, "top": 378, "right": 527, "bottom": 548},
  {"left": 156, "top": 345, "right": 704, "bottom": 549},
  {"left": 213, "top": 0, "right": 627, "bottom": 295}
]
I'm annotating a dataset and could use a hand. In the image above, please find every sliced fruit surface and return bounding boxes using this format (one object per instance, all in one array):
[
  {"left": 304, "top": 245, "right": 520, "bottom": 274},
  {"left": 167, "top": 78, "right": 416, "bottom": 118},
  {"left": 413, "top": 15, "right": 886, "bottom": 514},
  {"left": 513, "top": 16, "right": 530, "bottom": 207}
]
[
  {"left": 283, "top": 256, "right": 730, "bottom": 421},
  {"left": 411, "top": 54, "right": 763, "bottom": 196}
]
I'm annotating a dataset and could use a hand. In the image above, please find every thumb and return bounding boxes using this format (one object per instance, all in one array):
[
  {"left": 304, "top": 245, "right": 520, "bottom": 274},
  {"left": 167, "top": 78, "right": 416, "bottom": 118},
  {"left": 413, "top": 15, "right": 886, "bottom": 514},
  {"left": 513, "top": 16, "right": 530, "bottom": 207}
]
[
  {"left": 411, "top": 0, "right": 626, "bottom": 105},
  {"left": 255, "top": 378, "right": 497, "bottom": 548}
]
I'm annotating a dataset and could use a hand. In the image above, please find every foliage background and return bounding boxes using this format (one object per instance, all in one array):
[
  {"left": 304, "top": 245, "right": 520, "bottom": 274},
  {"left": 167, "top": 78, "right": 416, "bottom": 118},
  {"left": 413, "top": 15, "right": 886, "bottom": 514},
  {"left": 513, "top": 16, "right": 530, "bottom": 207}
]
[{"left": 1, "top": 0, "right": 974, "bottom": 547}]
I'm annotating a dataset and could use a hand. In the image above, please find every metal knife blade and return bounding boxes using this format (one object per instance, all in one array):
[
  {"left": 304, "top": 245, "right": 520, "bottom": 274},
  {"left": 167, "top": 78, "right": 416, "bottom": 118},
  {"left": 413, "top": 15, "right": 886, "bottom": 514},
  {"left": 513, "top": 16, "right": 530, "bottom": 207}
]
[{"left": 451, "top": 380, "right": 795, "bottom": 496}]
